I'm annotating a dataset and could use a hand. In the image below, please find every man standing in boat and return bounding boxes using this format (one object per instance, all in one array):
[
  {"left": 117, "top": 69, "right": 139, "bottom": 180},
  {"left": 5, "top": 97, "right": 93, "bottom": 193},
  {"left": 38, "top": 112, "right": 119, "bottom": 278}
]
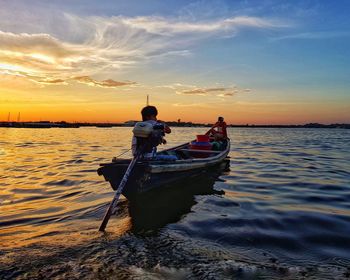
[
  {"left": 132, "top": 106, "right": 175, "bottom": 160},
  {"left": 206, "top": 116, "right": 228, "bottom": 140}
]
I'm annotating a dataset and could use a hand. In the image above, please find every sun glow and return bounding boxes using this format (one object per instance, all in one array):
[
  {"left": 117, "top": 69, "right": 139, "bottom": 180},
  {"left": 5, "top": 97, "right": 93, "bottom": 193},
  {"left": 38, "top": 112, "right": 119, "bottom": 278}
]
[
  {"left": 29, "top": 53, "right": 56, "bottom": 64},
  {"left": 0, "top": 3, "right": 348, "bottom": 124},
  {"left": 0, "top": 63, "right": 29, "bottom": 73}
]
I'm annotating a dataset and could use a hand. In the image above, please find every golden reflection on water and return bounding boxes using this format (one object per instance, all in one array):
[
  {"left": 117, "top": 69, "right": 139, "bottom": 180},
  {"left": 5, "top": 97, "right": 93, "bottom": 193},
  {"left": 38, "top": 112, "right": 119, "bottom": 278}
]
[
  {"left": 224, "top": 189, "right": 274, "bottom": 201},
  {"left": 0, "top": 216, "right": 132, "bottom": 250},
  {"left": 0, "top": 127, "right": 196, "bottom": 250},
  {"left": 281, "top": 204, "right": 350, "bottom": 216},
  {"left": 1, "top": 127, "right": 350, "bottom": 279},
  {"left": 1, "top": 129, "right": 113, "bottom": 249},
  {"left": 1, "top": 127, "right": 349, "bottom": 249}
]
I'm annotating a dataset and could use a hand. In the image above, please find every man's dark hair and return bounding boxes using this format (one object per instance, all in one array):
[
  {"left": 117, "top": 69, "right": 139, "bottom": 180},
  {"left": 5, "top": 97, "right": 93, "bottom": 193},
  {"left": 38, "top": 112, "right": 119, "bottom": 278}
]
[
  {"left": 218, "top": 116, "right": 224, "bottom": 122},
  {"left": 141, "top": 106, "right": 158, "bottom": 121}
]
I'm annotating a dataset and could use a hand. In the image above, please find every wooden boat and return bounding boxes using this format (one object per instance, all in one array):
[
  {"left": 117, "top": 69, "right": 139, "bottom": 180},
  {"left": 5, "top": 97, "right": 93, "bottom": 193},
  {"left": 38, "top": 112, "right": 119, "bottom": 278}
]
[{"left": 97, "top": 138, "right": 230, "bottom": 200}]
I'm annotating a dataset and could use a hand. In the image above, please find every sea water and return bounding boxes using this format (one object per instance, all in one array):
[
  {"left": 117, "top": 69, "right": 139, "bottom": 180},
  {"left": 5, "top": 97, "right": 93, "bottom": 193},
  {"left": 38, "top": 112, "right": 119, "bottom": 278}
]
[{"left": 1, "top": 127, "right": 350, "bottom": 279}]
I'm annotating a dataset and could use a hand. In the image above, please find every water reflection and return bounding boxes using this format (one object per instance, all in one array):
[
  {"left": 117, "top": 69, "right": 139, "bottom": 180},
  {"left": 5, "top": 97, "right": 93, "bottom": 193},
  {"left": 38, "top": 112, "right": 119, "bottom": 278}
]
[
  {"left": 128, "top": 160, "right": 230, "bottom": 234},
  {"left": 1, "top": 127, "right": 350, "bottom": 279}
]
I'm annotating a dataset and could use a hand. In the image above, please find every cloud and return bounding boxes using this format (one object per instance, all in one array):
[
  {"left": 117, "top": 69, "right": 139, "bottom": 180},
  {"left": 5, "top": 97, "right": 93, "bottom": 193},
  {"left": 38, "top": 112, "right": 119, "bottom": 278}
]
[
  {"left": 36, "top": 78, "right": 67, "bottom": 85},
  {"left": 0, "top": 13, "right": 286, "bottom": 86},
  {"left": 72, "top": 76, "right": 136, "bottom": 88},
  {"left": 156, "top": 83, "right": 194, "bottom": 90},
  {"left": 272, "top": 31, "right": 350, "bottom": 41},
  {"left": 0, "top": 31, "right": 89, "bottom": 79},
  {"left": 180, "top": 87, "right": 228, "bottom": 95},
  {"left": 122, "top": 16, "right": 280, "bottom": 35},
  {"left": 172, "top": 103, "right": 211, "bottom": 108},
  {"left": 176, "top": 86, "right": 250, "bottom": 96},
  {"left": 218, "top": 92, "right": 234, "bottom": 97},
  {"left": 0, "top": 64, "right": 136, "bottom": 88},
  {"left": 0, "top": 31, "right": 80, "bottom": 58},
  {"left": 181, "top": 88, "right": 208, "bottom": 95}
]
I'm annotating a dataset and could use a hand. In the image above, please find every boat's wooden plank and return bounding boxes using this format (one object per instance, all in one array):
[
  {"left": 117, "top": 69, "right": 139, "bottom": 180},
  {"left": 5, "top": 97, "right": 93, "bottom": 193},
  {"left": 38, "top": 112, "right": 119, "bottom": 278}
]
[
  {"left": 150, "top": 158, "right": 224, "bottom": 173},
  {"left": 180, "top": 149, "right": 221, "bottom": 153},
  {"left": 149, "top": 150, "right": 229, "bottom": 173},
  {"left": 152, "top": 140, "right": 230, "bottom": 165},
  {"left": 100, "top": 140, "right": 230, "bottom": 169},
  {"left": 161, "top": 142, "right": 190, "bottom": 152}
]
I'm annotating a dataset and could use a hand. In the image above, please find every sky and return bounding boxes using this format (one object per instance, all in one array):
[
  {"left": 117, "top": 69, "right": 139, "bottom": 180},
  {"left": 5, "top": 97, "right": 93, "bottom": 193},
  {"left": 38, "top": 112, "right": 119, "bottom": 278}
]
[{"left": 0, "top": 0, "right": 349, "bottom": 124}]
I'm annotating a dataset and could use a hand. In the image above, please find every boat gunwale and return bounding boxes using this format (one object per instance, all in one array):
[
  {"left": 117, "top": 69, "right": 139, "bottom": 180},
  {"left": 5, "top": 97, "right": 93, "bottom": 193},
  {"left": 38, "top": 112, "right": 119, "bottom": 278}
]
[
  {"left": 99, "top": 139, "right": 230, "bottom": 168},
  {"left": 152, "top": 138, "right": 230, "bottom": 163},
  {"left": 149, "top": 143, "right": 230, "bottom": 173}
]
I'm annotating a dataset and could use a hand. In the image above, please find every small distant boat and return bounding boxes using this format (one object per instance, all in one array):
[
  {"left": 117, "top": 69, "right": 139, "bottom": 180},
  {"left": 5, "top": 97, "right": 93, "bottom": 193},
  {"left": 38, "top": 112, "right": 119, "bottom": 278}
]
[{"left": 97, "top": 138, "right": 230, "bottom": 200}]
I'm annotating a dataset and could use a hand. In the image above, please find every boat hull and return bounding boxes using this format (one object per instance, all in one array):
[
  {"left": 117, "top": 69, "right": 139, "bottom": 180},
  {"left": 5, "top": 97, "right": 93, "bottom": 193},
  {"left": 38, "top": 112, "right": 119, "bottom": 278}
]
[{"left": 97, "top": 139, "right": 230, "bottom": 200}]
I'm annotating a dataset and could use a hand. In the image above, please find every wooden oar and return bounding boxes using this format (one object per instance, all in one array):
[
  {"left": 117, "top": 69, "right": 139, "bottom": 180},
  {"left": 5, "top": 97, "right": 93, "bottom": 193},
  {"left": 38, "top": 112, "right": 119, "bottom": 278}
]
[{"left": 99, "top": 152, "right": 140, "bottom": 232}]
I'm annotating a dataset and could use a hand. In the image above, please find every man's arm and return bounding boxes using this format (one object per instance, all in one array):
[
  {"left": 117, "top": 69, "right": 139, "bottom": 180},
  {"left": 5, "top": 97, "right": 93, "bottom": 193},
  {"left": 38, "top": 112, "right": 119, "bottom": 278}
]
[
  {"left": 205, "top": 122, "right": 219, "bottom": 135},
  {"left": 211, "top": 122, "right": 220, "bottom": 129},
  {"left": 157, "top": 120, "right": 171, "bottom": 134},
  {"left": 164, "top": 124, "right": 171, "bottom": 134}
]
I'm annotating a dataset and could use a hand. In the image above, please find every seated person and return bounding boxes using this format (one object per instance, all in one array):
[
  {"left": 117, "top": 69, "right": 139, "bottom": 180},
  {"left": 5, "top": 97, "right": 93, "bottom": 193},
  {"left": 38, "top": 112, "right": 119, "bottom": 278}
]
[
  {"left": 132, "top": 106, "right": 177, "bottom": 161},
  {"left": 206, "top": 116, "right": 227, "bottom": 140}
]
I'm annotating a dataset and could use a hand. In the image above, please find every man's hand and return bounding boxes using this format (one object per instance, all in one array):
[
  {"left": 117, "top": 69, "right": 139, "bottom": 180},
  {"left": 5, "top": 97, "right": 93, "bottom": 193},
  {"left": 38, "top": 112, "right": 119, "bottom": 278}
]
[{"left": 157, "top": 120, "right": 171, "bottom": 134}]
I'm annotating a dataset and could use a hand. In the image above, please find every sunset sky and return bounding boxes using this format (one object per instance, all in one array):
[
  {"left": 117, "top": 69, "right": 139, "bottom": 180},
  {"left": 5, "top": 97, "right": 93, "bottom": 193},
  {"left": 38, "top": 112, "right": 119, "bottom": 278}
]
[{"left": 0, "top": 0, "right": 349, "bottom": 124}]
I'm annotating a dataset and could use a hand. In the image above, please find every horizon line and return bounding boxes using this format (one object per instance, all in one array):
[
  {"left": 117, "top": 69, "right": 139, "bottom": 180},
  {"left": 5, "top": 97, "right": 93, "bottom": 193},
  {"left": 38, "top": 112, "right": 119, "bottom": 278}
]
[{"left": 1, "top": 120, "right": 349, "bottom": 126}]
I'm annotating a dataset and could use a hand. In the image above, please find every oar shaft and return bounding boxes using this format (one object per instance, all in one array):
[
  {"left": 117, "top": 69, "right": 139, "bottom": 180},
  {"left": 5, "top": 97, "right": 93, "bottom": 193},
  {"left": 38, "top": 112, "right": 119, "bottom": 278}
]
[{"left": 99, "top": 155, "right": 139, "bottom": 232}]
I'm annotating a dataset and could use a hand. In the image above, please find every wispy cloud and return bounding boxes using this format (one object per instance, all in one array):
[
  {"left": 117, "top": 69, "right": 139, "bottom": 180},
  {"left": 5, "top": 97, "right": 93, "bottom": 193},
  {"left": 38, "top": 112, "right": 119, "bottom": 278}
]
[
  {"left": 217, "top": 92, "right": 234, "bottom": 97},
  {"left": 122, "top": 16, "right": 280, "bottom": 35},
  {"left": 36, "top": 78, "right": 67, "bottom": 85},
  {"left": 172, "top": 102, "right": 211, "bottom": 108},
  {"left": 272, "top": 31, "right": 350, "bottom": 41},
  {"left": 175, "top": 85, "right": 251, "bottom": 96},
  {"left": 73, "top": 76, "right": 136, "bottom": 88},
  {"left": 0, "top": 31, "right": 88, "bottom": 78},
  {"left": 0, "top": 13, "right": 286, "bottom": 87},
  {"left": 0, "top": 64, "right": 136, "bottom": 88},
  {"left": 180, "top": 87, "right": 226, "bottom": 95},
  {"left": 0, "top": 31, "right": 79, "bottom": 58}
]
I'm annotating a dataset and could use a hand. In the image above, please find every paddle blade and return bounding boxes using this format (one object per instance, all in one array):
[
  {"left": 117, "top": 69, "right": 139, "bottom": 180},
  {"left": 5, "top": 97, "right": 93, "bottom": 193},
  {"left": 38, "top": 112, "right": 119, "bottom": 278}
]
[
  {"left": 99, "top": 205, "right": 113, "bottom": 232},
  {"left": 98, "top": 155, "right": 139, "bottom": 231}
]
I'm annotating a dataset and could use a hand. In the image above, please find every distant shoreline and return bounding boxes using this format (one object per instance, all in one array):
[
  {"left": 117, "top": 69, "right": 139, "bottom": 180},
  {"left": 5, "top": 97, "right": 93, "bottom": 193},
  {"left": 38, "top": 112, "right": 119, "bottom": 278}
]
[{"left": 0, "top": 121, "right": 349, "bottom": 129}]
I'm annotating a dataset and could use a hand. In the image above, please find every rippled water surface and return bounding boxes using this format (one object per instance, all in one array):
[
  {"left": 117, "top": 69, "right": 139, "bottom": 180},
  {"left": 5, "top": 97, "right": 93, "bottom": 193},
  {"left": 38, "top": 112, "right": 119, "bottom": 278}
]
[{"left": 1, "top": 127, "right": 350, "bottom": 279}]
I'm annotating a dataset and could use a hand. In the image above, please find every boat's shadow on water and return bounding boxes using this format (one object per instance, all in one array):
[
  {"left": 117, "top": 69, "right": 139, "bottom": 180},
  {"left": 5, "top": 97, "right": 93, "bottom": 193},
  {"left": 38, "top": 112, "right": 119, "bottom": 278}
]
[{"left": 128, "top": 159, "right": 230, "bottom": 234}]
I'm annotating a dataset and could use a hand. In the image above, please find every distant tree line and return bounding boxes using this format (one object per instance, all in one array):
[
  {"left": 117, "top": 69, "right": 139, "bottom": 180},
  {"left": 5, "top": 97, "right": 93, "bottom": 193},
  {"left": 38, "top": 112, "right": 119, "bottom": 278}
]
[{"left": 0, "top": 121, "right": 349, "bottom": 129}]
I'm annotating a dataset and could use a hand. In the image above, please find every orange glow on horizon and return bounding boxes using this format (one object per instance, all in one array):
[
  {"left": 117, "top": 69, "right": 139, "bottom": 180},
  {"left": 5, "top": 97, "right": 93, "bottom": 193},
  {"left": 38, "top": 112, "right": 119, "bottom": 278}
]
[
  {"left": 1, "top": 102, "right": 349, "bottom": 125},
  {"left": 1, "top": 63, "right": 349, "bottom": 125}
]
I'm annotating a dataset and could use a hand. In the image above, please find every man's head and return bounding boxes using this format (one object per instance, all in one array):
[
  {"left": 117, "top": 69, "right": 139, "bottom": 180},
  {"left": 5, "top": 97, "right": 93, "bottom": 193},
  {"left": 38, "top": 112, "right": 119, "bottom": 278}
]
[
  {"left": 218, "top": 116, "right": 224, "bottom": 122},
  {"left": 141, "top": 106, "right": 158, "bottom": 121}
]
